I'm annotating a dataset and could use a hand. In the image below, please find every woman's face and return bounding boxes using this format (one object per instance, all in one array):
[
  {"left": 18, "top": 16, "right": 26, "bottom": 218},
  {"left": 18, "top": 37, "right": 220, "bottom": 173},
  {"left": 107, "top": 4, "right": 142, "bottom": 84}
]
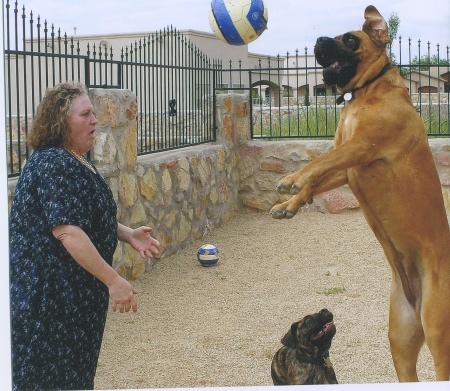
[{"left": 66, "top": 94, "right": 98, "bottom": 154}]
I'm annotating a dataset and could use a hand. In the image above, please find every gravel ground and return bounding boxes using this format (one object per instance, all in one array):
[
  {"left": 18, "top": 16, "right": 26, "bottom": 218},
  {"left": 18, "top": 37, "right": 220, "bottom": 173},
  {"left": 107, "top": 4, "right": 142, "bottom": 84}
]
[{"left": 94, "top": 209, "right": 435, "bottom": 390}]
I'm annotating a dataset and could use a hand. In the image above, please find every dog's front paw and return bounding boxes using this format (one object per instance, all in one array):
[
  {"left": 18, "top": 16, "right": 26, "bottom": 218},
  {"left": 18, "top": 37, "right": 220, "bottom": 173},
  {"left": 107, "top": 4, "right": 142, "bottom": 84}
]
[
  {"left": 270, "top": 191, "right": 314, "bottom": 219},
  {"left": 269, "top": 203, "right": 298, "bottom": 219},
  {"left": 276, "top": 172, "right": 312, "bottom": 195},
  {"left": 275, "top": 183, "right": 293, "bottom": 194},
  {"left": 276, "top": 173, "right": 305, "bottom": 195}
]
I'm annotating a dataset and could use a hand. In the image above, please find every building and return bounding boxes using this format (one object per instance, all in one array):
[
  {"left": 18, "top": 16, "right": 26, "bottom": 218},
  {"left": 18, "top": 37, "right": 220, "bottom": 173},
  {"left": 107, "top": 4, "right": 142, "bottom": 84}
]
[{"left": 13, "top": 27, "right": 450, "bottom": 115}]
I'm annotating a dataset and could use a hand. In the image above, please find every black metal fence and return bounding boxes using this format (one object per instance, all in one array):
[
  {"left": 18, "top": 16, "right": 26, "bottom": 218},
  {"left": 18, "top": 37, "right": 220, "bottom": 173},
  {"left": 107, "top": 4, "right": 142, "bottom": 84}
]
[
  {"left": 4, "top": 0, "right": 221, "bottom": 177},
  {"left": 4, "top": 0, "right": 450, "bottom": 178},
  {"left": 220, "top": 43, "right": 450, "bottom": 140}
]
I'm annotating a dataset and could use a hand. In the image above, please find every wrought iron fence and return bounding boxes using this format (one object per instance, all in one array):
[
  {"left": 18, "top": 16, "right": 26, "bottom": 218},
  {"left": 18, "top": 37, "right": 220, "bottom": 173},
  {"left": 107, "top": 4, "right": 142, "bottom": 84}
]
[
  {"left": 4, "top": 0, "right": 450, "bottom": 178},
  {"left": 4, "top": 0, "right": 220, "bottom": 177},
  {"left": 219, "top": 43, "right": 449, "bottom": 140}
]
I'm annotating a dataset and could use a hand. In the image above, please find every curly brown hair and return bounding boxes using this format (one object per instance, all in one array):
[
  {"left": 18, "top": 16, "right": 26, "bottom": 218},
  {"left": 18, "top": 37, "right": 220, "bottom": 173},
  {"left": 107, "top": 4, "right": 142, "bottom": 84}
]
[{"left": 27, "top": 82, "right": 88, "bottom": 150}]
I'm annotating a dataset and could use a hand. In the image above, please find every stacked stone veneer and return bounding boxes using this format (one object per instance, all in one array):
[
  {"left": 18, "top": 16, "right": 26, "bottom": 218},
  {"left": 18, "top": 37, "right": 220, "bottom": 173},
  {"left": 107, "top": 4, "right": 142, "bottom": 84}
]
[{"left": 7, "top": 89, "right": 450, "bottom": 279}]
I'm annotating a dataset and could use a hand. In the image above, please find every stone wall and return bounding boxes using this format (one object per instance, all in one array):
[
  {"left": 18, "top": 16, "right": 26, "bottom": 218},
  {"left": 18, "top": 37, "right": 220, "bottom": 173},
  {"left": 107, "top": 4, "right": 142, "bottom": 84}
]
[
  {"left": 237, "top": 138, "right": 450, "bottom": 214},
  {"left": 7, "top": 89, "right": 243, "bottom": 280},
  {"left": 8, "top": 89, "right": 450, "bottom": 280},
  {"left": 90, "top": 89, "right": 242, "bottom": 279}
]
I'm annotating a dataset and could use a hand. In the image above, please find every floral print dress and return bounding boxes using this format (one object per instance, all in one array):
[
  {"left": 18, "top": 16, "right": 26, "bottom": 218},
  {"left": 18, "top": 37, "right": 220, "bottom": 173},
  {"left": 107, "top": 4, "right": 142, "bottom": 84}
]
[{"left": 9, "top": 147, "right": 118, "bottom": 390}]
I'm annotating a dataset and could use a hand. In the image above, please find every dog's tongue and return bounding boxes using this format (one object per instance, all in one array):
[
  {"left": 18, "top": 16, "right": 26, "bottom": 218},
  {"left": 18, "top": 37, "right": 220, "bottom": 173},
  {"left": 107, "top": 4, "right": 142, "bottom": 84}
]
[
  {"left": 332, "top": 61, "right": 341, "bottom": 71},
  {"left": 311, "top": 321, "right": 335, "bottom": 341}
]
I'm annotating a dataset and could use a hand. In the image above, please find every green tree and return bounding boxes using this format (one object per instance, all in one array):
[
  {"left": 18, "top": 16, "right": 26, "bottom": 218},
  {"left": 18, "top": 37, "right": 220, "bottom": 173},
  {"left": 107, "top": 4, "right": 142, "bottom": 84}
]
[
  {"left": 388, "top": 12, "right": 400, "bottom": 41},
  {"left": 398, "top": 55, "right": 450, "bottom": 78},
  {"left": 387, "top": 12, "right": 400, "bottom": 62},
  {"left": 410, "top": 55, "right": 450, "bottom": 71}
]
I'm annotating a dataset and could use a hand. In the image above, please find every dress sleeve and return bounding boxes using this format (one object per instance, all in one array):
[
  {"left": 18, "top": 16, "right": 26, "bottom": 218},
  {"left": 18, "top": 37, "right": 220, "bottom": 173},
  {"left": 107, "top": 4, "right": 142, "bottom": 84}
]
[{"left": 37, "top": 153, "right": 94, "bottom": 232}]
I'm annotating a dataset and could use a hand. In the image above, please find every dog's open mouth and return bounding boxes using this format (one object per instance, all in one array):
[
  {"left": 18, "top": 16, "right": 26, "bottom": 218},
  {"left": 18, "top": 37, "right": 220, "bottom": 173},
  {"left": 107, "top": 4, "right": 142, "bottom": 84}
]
[
  {"left": 330, "top": 61, "right": 342, "bottom": 72},
  {"left": 311, "top": 321, "right": 336, "bottom": 341}
]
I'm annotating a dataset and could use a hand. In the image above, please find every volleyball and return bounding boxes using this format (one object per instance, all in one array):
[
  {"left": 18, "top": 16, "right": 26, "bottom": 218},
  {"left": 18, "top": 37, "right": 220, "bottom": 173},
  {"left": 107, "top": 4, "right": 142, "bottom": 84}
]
[
  {"left": 208, "top": 0, "right": 268, "bottom": 45},
  {"left": 197, "top": 244, "right": 220, "bottom": 266}
]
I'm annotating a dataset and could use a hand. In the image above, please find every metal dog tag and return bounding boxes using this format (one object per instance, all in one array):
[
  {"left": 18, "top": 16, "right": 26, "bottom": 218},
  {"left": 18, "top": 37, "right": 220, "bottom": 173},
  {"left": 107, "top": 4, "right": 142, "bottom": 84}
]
[{"left": 343, "top": 92, "right": 353, "bottom": 101}]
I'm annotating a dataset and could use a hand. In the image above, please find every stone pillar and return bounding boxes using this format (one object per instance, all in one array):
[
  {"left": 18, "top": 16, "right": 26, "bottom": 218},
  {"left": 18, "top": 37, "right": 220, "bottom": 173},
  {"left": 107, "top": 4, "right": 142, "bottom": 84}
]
[
  {"left": 215, "top": 93, "right": 251, "bottom": 148},
  {"left": 88, "top": 88, "right": 144, "bottom": 279}
]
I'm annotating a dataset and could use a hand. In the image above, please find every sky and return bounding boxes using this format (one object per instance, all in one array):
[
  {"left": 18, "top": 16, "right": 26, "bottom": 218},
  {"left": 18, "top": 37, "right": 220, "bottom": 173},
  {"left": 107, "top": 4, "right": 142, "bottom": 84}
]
[{"left": 14, "top": 0, "right": 450, "bottom": 57}]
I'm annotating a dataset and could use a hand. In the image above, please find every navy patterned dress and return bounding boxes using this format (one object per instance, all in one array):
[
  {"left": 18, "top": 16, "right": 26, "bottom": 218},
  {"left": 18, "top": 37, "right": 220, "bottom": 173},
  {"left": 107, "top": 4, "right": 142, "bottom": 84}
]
[{"left": 9, "top": 147, "right": 118, "bottom": 390}]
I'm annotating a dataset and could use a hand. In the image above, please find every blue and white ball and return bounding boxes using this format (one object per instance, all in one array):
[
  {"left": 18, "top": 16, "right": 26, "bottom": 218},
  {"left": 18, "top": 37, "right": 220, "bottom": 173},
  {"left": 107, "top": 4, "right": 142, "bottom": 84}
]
[
  {"left": 197, "top": 244, "right": 219, "bottom": 266},
  {"left": 208, "top": 0, "right": 268, "bottom": 45}
]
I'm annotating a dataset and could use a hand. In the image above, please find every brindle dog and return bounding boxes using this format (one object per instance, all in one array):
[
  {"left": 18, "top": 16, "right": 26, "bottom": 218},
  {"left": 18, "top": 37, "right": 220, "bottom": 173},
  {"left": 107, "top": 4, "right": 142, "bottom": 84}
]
[
  {"left": 270, "top": 5, "right": 450, "bottom": 382},
  {"left": 271, "top": 309, "right": 338, "bottom": 385}
]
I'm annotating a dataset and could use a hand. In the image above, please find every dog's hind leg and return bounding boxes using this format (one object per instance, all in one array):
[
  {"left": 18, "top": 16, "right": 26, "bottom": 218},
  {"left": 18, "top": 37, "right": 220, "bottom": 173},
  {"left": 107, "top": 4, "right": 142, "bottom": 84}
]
[
  {"left": 424, "top": 319, "right": 450, "bottom": 381},
  {"left": 388, "top": 280, "right": 424, "bottom": 382},
  {"left": 421, "top": 283, "right": 450, "bottom": 381}
]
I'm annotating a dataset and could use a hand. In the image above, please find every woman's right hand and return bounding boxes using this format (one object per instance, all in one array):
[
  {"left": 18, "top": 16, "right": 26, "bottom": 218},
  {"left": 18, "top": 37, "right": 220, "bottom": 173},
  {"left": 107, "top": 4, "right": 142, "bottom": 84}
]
[
  {"left": 107, "top": 275, "right": 138, "bottom": 313},
  {"left": 52, "top": 225, "right": 140, "bottom": 313}
]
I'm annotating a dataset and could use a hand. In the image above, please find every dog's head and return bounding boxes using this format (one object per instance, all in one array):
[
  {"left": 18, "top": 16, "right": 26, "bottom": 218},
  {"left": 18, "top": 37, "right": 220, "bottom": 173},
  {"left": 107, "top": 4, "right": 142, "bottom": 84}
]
[
  {"left": 281, "top": 309, "right": 336, "bottom": 358},
  {"left": 314, "top": 5, "right": 391, "bottom": 91}
]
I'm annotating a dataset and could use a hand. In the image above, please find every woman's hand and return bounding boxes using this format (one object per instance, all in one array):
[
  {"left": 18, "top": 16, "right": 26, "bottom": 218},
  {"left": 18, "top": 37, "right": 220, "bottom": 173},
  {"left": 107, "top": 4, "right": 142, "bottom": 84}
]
[
  {"left": 108, "top": 275, "right": 138, "bottom": 313},
  {"left": 53, "top": 224, "right": 140, "bottom": 312},
  {"left": 127, "top": 226, "right": 161, "bottom": 259}
]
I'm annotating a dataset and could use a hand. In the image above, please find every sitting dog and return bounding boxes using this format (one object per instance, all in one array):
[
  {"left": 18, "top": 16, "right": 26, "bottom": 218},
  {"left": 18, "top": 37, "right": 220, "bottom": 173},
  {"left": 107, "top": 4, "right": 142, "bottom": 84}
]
[
  {"left": 271, "top": 309, "right": 338, "bottom": 385},
  {"left": 270, "top": 5, "right": 450, "bottom": 381}
]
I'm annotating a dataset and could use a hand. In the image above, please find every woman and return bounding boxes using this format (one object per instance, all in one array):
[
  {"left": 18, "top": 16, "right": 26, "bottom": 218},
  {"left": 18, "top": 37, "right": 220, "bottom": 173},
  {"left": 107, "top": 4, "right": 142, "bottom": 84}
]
[{"left": 9, "top": 82, "right": 160, "bottom": 390}]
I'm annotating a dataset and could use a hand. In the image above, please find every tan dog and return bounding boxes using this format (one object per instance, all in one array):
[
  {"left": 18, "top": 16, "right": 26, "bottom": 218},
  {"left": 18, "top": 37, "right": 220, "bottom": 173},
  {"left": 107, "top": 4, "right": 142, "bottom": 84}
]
[{"left": 270, "top": 5, "right": 450, "bottom": 382}]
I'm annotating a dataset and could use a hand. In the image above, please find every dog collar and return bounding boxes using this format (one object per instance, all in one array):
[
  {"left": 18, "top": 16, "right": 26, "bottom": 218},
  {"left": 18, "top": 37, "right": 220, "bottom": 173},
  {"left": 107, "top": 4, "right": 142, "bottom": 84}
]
[
  {"left": 336, "top": 63, "right": 394, "bottom": 105},
  {"left": 296, "top": 350, "right": 332, "bottom": 368}
]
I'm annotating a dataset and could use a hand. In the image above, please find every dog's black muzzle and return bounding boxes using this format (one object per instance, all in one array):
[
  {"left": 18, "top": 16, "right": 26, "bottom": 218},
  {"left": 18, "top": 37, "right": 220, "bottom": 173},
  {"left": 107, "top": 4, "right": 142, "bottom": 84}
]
[
  {"left": 314, "top": 36, "right": 359, "bottom": 87},
  {"left": 314, "top": 37, "right": 340, "bottom": 68}
]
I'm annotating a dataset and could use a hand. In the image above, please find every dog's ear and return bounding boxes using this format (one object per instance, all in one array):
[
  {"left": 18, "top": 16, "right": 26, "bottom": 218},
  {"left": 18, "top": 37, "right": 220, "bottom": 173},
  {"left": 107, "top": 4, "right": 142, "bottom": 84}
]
[
  {"left": 280, "top": 321, "right": 299, "bottom": 349},
  {"left": 362, "top": 5, "right": 390, "bottom": 47}
]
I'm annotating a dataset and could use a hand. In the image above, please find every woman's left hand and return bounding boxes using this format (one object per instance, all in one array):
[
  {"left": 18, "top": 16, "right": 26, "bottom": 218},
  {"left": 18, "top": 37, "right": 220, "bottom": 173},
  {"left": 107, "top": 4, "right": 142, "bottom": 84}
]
[{"left": 129, "top": 226, "right": 161, "bottom": 259}]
